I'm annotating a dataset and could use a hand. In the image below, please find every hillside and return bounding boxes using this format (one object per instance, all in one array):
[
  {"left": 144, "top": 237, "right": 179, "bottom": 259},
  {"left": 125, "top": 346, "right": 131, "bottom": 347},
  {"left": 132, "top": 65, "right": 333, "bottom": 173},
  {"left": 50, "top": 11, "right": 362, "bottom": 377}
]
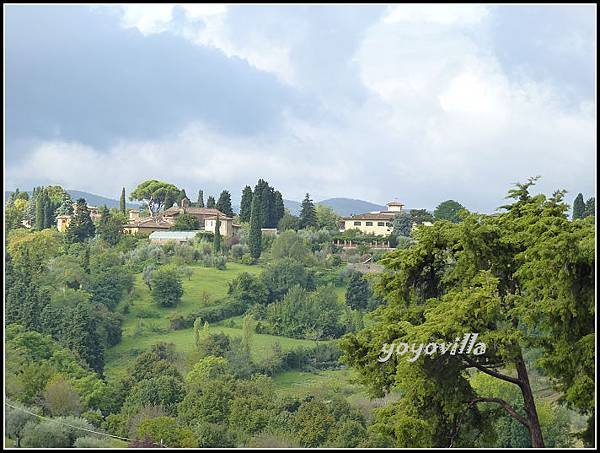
[{"left": 5, "top": 189, "right": 139, "bottom": 208}]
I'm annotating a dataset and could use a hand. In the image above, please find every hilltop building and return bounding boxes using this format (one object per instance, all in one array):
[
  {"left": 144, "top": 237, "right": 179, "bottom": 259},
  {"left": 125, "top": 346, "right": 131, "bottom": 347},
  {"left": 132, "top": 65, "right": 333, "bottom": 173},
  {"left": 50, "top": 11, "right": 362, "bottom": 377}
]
[
  {"left": 341, "top": 200, "right": 404, "bottom": 236},
  {"left": 123, "top": 197, "right": 241, "bottom": 238}
]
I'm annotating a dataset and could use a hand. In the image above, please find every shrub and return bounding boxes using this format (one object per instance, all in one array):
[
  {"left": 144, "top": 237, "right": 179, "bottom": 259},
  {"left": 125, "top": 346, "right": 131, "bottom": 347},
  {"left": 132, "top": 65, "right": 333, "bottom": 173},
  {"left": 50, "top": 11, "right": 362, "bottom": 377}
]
[{"left": 151, "top": 266, "right": 183, "bottom": 308}]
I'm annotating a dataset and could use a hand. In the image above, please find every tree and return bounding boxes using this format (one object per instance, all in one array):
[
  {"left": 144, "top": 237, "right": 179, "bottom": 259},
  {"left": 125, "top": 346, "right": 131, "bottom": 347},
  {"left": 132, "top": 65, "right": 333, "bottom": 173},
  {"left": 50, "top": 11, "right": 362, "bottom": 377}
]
[
  {"left": 278, "top": 211, "right": 299, "bottom": 231},
  {"left": 227, "top": 272, "right": 269, "bottom": 307},
  {"left": 42, "top": 374, "right": 83, "bottom": 416},
  {"left": 249, "top": 193, "right": 262, "bottom": 260},
  {"left": 96, "top": 207, "right": 123, "bottom": 246},
  {"left": 207, "top": 195, "right": 216, "bottom": 208},
  {"left": 65, "top": 199, "right": 96, "bottom": 243},
  {"left": 5, "top": 401, "right": 40, "bottom": 447},
  {"left": 213, "top": 215, "right": 222, "bottom": 253},
  {"left": 572, "top": 193, "right": 585, "bottom": 219},
  {"left": 433, "top": 199, "right": 466, "bottom": 223},
  {"left": 584, "top": 197, "right": 595, "bottom": 218},
  {"left": 177, "top": 189, "right": 188, "bottom": 206},
  {"left": 130, "top": 180, "right": 180, "bottom": 219},
  {"left": 271, "top": 230, "right": 312, "bottom": 264},
  {"left": 120, "top": 187, "right": 126, "bottom": 214},
  {"left": 216, "top": 190, "right": 234, "bottom": 217},
  {"left": 61, "top": 301, "right": 105, "bottom": 374},
  {"left": 299, "top": 193, "right": 317, "bottom": 229},
  {"left": 341, "top": 179, "right": 594, "bottom": 448},
  {"left": 197, "top": 189, "right": 205, "bottom": 207},
  {"left": 171, "top": 213, "right": 200, "bottom": 230},
  {"left": 260, "top": 258, "right": 316, "bottom": 303},
  {"left": 273, "top": 190, "right": 285, "bottom": 227},
  {"left": 410, "top": 209, "right": 434, "bottom": 225},
  {"left": 55, "top": 192, "right": 74, "bottom": 216},
  {"left": 151, "top": 266, "right": 183, "bottom": 307},
  {"left": 240, "top": 186, "right": 253, "bottom": 222},
  {"left": 136, "top": 416, "right": 197, "bottom": 448},
  {"left": 316, "top": 204, "right": 341, "bottom": 231},
  {"left": 345, "top": 271, "right": 371, "bottom": 310},
  {"left": 392, "top": 211, "right": 413, "bottom": 237}
]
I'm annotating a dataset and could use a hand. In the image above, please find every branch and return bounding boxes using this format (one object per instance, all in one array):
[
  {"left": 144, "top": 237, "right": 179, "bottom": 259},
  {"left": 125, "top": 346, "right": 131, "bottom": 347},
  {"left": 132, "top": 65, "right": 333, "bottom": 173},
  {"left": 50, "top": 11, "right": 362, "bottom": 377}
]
[
  {"left": 469, "top": 397, "right": 530, "bottom": 428},
  {"left": 463, "top": 356, "right": 523, "bottom": 387}
]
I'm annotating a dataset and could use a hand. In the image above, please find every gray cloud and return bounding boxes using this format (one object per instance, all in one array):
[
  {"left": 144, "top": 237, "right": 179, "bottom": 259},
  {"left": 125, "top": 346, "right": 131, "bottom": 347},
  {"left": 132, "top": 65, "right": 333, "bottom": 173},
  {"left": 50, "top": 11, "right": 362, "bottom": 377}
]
[
  {"left": 5, "top": 5, "right": 596, "bottom": 212},
  {"left": 5, "top": 5, "right": 297, "bottom": 152}
]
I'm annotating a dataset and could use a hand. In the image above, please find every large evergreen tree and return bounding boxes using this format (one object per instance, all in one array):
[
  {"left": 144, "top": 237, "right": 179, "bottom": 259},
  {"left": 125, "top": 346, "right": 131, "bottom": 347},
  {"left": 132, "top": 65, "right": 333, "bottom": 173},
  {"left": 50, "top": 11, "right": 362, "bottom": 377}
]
[
  {"left": 345, "top": 271, "right": 371, "bottom": 310},
  {"left": 55, "top": 193, "right": 74, "bottom": 216},
  {"left": 197, "top": 190, "right": 204, "bottom": 208},
  {"left": 572, "top": 193, "right": 585, "bottom": 219},
  {"left": 206, "top": 196, "right": 216, "bottom": 209},
  {"left": 341, "top": 179, "right": 595, "bottom": 448},
  {"left": 299, "top": 193, "right": 317, "bottom": 229},
  {"left": 130, "top": 180, "right": 180, "bottom": 218},
  {"left": 65, "top": 199, "right": 95, "bottom": 243},
  {"left": 433, "top": 199, "right": 466, "bottom": 223},
  {"left": 249, "top": 193, "right": 262, "bottom": 260},
  {"left": 584, "top": 197, "right": 595, "bottom": 218},
  {"left": 216, "top": 190, "right": 234, "bottom": 217},
  {"left": 239, "top": 186, "right": 253, "bottom": 222},
  {"left": 120, "top": 187, "right": 126, "bottom": 214}
]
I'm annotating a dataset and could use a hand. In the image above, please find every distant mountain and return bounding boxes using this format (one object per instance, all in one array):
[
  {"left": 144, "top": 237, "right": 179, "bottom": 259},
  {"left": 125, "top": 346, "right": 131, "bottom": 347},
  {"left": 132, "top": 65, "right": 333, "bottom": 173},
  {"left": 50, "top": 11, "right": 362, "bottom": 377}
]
[
  {"left": 5, "top": 190, "right": 139, "bottom": 209},
  {"left": 282, "top": 197, "right": 386, "bottom": 217},
  {"left": 318, "top": 198, "right": 386, "bottom": 216},
  {"left": 283, "top": 199, "right": 302, "bottom": 216}
]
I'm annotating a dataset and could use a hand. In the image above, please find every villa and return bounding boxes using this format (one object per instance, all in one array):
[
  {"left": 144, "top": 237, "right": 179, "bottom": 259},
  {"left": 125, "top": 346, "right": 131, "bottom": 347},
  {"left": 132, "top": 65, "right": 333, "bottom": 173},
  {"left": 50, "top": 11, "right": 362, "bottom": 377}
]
[
  {"left": 123, "top": 197, "right": 241, "bottom": 238},
  {"left": 341, "top": 200, "right": 404, "bottom": 236}
]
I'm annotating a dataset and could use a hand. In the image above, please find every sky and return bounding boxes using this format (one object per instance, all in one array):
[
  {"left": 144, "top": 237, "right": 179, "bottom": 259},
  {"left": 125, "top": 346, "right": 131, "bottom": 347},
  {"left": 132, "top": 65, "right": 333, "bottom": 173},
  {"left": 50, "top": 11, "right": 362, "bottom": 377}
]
[{"left": 4, "top": 4, "right": 596, "bottom": 212}]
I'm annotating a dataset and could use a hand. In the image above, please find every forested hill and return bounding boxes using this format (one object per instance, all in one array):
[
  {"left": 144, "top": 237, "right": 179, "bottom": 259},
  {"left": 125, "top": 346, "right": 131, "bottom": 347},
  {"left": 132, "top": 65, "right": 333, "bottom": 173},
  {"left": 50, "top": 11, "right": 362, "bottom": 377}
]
[{"left": 4, "top": 190, "right": 139, "bottom": 208}]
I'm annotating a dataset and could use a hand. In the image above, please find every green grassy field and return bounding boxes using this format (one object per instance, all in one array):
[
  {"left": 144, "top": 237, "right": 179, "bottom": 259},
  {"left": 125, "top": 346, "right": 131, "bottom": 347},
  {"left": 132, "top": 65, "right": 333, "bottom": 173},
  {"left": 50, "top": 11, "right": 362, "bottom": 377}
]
[{"left": 106, "top": 262, "right": 337, "bottom": 378}]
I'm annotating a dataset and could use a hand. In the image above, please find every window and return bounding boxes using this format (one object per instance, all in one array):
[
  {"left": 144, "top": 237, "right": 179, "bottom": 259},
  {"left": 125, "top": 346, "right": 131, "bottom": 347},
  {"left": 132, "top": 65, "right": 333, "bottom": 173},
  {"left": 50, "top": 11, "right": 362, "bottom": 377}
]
[
  {"left": 354, "top": 221, "right": 361, "bottom": 226},
  {"left": 365, "top": 221, "right": 373, "bottom": 226},
  {"left": 377, "top": 221, "right": 385, "bottom": 226}
]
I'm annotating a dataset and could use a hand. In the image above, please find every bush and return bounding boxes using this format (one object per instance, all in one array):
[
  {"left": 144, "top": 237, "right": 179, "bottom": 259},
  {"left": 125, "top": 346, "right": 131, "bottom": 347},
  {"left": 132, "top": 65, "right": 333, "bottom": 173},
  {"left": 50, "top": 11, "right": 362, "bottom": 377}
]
[
  {"left": 170, "top": 298, "right": 246, "bottom": 330},
  {"left": 151, "top": 266, "right": 183, "bottom": 308},
  {"left": 74, "top": 436, "right": 113, "bottom": 448}
]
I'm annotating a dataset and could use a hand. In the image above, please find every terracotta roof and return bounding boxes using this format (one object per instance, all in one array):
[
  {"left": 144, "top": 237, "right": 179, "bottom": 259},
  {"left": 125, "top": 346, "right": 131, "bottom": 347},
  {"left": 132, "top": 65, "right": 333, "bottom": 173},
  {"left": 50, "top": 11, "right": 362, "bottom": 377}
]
[
  {"left": 163, "top": 207, "right": 226, "bottom": 217},
  {"left": 387, "top": 200, "right": 404, "bottom": 206},
  {"left": 126, "top": 216, "right": 172, "bottom": 228},
  {"left": 344, "top": 212, "right": 396, "bottom": 221}
]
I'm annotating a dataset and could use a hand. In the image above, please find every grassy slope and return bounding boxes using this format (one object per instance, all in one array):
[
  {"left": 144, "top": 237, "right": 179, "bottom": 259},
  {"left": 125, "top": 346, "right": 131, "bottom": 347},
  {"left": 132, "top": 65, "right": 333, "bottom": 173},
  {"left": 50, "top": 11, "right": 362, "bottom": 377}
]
[{"left": 106, "top": 262, "right": 337, "bottom": 378}]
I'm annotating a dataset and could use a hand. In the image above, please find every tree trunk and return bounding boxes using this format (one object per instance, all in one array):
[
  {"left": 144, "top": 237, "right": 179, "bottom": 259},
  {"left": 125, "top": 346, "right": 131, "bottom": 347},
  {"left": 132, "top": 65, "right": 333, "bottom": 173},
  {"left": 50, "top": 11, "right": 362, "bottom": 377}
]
[{"left": 515, "top": 352, "right": 545, "bottom": 447}]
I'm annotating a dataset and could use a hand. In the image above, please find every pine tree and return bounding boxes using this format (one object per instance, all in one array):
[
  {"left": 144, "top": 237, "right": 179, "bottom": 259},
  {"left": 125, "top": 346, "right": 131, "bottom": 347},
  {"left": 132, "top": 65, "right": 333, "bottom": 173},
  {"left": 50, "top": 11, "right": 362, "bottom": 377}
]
[
  {"left": 299, "top": 193, "right": 317, "bottom": 229},
  {"left": 213, "top": 215, "right": 222, "bottom": 253},
  {"left": 65, "top": 199, "right": 96, "bottom": 243},
  {"left": 573, "top": 193, "right": 585, "bottom": 220},
  {"left": 249, "top": 193, "right": 262, "bottom": 260},
  {"left": 239, "top": 186, "right": 253, "bottom": 222},
  {"left": 206, "top": 196, "right": 216, "bottom": 208},
  {"left": 120, "top": 187, "right": 126, "bottom": 214},
  {"left": 216, "top": 190, "right": 234, "bottom": 217},
  {"left": 55, "top": 193, "right": 74, "bottom": 216},
  {"left": 197, "top": 190, "right": 204, "bottom": 208},
  {"left": 345, "top": 271, "right": 372, "bottom": 310},
  {"left": 61, "top": 302, "right": 105, "bottom": 373}
]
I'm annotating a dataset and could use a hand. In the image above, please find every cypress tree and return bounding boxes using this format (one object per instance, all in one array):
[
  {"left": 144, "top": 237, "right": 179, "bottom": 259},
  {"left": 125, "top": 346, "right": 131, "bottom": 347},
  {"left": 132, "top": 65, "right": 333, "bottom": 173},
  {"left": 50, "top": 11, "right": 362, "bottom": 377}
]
[
  {"left": 249, "top": 193, "right": 262, "bottom": 260},
  {"left": 35, "top": 189, "right": 45, "bottom": 230},
  {"left": 120, "top": 187, "right": 126, "bottom": 214},
  {"left": 273, "top": 190, "right": 285, "bottom": 227},
  {"left": 66, "top": 199, "right": 96, "bottom": 243},
  {"left": 584, "top": 197, "right": 595, "bottom": 218},
  {"left": 216, "top": 190, "right": 234, "bottom": 217},
  {"left": 299, "top": 193, "right": 317, "bottom": 229},
  {"left": 240, "top": 185, "right": 253, "bottom": 222},
  {"left": 61, "top": 302, "right": 105, "bottom": 374},
  {"left": 197, "top": 190, "right": 205, "bottom": 208},
  {"left": 573, "top": 193, "right": 585, "bottom": 220},
  {"left": 213, "top": 215, "right": 222, "bottom": 253},
  {"left": 177, "top": 189, "right": 188, "bottom": 206},
  {"left": 207, "top": 196, "right": 216, "bottom": 208}
]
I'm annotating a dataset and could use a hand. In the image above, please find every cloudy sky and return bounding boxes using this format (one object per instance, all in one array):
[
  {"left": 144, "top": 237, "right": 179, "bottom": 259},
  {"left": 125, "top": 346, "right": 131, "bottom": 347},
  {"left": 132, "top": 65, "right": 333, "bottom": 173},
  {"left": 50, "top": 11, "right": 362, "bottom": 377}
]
[{"left": 5, "top": 4, "right": 596, "bottom": 212}]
